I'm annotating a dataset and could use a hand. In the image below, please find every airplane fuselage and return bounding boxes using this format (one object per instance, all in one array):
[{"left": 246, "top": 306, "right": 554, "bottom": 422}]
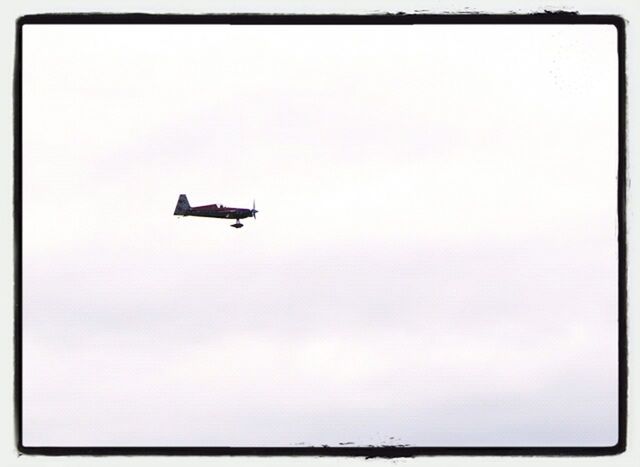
[
  {"left": 183, "top": 204, "right": 253, "bottom": 220},
  {"left": 174, "top": 195, "right": 257, "bottom": 228}
]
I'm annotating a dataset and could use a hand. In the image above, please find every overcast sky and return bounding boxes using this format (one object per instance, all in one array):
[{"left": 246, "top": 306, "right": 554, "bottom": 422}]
[{"left": 22, "top": 24, "right": 619, "bottom": 447}]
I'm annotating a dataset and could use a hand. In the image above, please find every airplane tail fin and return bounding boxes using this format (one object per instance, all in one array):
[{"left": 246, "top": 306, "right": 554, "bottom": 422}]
[{"left": 174, "top": 194, "right": 190, "bottom": 215}]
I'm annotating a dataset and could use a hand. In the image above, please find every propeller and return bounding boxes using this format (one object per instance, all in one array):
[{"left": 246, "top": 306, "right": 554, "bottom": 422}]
[{"left": 251, "top": 199, "right": 258, "bottom": 219}]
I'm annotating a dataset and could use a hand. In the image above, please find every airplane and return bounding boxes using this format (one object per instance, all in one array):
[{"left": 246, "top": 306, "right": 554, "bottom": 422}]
[{"left": 174, "top": 194, "right": 258, "bottom": 228}]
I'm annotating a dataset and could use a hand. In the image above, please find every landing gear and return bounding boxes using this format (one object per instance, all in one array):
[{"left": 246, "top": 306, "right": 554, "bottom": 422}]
[{"left": 231, "top": 220, "right": 243, "bottom": 228}]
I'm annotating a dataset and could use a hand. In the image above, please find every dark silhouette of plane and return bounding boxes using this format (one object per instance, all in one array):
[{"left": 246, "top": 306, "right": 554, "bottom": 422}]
[{"left": 174, "top": 194, "right": 258, "bottom": 228}]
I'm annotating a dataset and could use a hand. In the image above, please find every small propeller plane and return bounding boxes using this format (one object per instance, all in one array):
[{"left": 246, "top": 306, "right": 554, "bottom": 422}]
[{"left": 174, "top": 194, "right": 258, "bottom": 228}]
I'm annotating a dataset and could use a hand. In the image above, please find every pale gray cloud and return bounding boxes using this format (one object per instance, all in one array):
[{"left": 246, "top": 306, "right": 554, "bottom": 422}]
[{"left": 22, "top": 24, "right": 618, "bottom": 447}]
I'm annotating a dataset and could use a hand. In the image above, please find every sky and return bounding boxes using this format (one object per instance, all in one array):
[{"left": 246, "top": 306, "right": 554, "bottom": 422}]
[{"left": 21, "top": 24, "right": 619, "bottom": 447}]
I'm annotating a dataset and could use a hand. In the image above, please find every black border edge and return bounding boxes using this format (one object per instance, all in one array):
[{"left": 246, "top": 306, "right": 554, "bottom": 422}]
[
  {"left": 14, "top": 14, "right": 24, "bottom": 457},
  {"left": 13, "top": 11, "right": 625, "bottom": 25},
  {"left": 614, "top": 14, "right": 628, "bottom": 456},
  {"left": 14, "top": 12, "right": 628, "bottom": 458},
  {"left": 10, "top": 446, "right": 631, "bottom": 457}
]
